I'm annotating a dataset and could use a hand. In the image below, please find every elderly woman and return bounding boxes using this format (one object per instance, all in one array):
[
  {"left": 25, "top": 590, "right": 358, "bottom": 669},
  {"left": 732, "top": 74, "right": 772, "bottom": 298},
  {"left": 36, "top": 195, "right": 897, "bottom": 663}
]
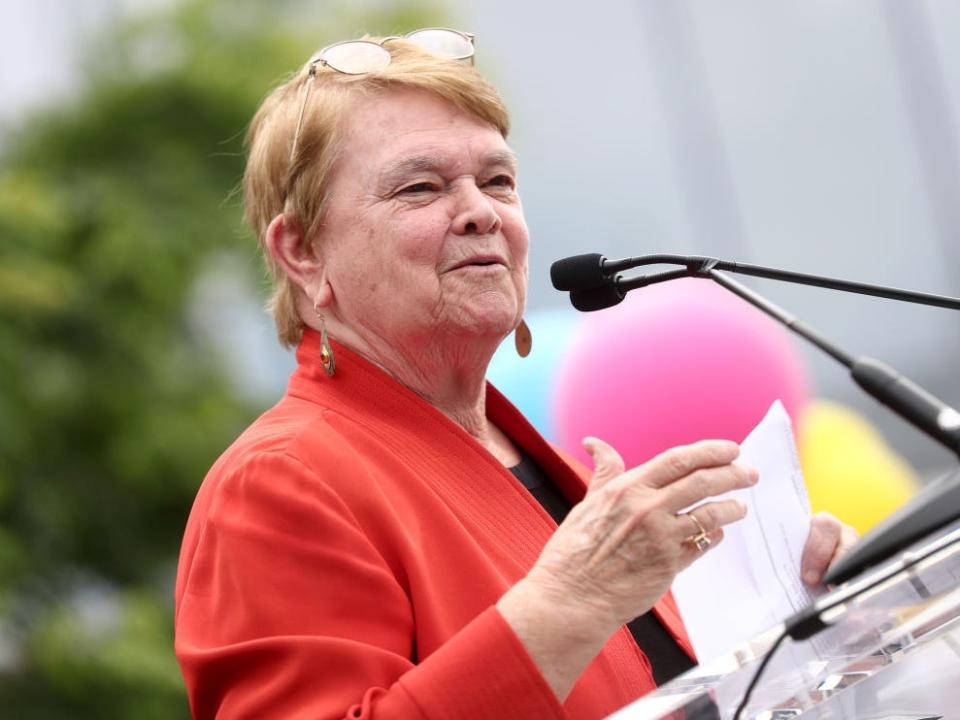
[{"left": 175, "top": 29, "right": 855, "bottom": 719}]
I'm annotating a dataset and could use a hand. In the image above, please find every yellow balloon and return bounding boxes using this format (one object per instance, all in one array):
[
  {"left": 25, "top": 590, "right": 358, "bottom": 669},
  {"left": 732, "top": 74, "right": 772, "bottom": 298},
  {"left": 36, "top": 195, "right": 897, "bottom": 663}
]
[{"left": 797, "top": 401, "right": 918, "bottom": 535}]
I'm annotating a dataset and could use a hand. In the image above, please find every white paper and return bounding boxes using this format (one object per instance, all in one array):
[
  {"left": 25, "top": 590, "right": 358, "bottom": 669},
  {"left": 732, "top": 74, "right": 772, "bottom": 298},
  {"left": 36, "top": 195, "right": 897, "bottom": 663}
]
[{"left": 671, "top": 400, "right": 817, "bottom": 664}]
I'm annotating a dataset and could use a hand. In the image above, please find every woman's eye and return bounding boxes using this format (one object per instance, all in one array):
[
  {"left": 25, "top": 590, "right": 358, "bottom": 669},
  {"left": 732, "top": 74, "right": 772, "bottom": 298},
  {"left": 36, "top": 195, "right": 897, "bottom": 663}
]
[
  {"left": 486, "top": 174, "right": 516, "bottom": 189},
  {"left": 398, "top": 182, "right": 438, "bottom": 195}
]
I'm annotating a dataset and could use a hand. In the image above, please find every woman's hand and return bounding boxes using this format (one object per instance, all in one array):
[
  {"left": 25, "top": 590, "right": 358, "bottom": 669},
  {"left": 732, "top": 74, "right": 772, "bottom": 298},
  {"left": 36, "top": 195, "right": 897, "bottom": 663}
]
[
  {"left": 800, "top": 512, "right": 859, "bottom": 586},
  {"left": 497, "top": 437, "right": 757, "bottom": 700},
  {"left": 527, "top": 437, "right": 757, "bottom": 632}
]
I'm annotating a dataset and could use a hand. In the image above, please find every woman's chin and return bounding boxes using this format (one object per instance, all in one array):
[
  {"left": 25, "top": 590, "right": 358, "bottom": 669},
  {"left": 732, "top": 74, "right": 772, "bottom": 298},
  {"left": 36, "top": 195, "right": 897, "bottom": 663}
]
[
  {"left": 469, "top": 301, "right": 523, "bottom": 330},
  {"left": 439, "top": 311, "right": 517, "bottom": 344},
  {"left": 434, "top": 290, "right": 515, "bottom": 328}
]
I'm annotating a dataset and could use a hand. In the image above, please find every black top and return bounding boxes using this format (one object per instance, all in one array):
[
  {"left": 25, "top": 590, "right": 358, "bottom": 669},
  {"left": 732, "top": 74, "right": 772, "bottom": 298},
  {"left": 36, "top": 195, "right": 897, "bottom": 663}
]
[{"left": 509, "top": 453, "right": 696, "bottom": 687}]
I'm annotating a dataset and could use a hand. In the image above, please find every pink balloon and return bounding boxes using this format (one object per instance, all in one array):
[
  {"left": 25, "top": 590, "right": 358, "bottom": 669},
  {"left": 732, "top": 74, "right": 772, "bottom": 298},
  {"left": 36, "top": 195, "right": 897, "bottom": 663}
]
[{"left": 553, "top": 278, "right": 811, "bottom": 469}]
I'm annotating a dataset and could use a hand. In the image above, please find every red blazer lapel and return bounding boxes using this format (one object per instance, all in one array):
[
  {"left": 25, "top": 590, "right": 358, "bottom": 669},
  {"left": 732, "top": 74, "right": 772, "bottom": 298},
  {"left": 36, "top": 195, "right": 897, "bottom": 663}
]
[{"left": 488, "top": 383, "right": 697, "bottom": 662}]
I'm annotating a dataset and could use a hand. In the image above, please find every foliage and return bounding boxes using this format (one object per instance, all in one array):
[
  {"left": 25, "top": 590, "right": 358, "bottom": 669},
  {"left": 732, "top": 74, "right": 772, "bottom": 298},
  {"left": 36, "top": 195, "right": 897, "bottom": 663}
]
[{"left": 0, "top": 0, "right": 442, "bottom": 715}]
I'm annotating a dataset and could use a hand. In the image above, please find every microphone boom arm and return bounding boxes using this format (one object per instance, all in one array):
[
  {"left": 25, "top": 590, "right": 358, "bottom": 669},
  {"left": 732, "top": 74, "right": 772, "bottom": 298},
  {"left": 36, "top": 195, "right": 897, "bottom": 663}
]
[
  {"left": 701, "top": 267, "right": 960, "bottom": 458},
  {"left": 627, "top": 254, "right": 960, "bottom": 311}
]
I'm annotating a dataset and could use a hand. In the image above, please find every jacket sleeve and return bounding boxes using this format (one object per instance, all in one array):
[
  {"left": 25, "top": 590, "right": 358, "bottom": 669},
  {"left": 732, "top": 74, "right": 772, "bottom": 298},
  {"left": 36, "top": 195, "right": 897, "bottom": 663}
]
[{"left": 174, "top": 451, "right": 566, "bottom": 720}]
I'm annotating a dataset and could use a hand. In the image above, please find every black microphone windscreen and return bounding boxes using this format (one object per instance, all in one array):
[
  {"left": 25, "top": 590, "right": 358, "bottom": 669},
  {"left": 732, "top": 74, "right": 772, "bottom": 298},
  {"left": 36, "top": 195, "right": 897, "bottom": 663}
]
[
  {"left": 570, "top": 283, "right": 625, "bottom": 312},
  {"left": 551, "top": 253, "right": 608, "bottom": 291}
]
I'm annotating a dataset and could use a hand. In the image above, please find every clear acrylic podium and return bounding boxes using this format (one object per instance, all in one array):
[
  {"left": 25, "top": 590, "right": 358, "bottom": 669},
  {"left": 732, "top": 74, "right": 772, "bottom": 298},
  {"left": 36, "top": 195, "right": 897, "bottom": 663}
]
[{"left": 610, "top": 522, "right": 960, "bottom": 720}]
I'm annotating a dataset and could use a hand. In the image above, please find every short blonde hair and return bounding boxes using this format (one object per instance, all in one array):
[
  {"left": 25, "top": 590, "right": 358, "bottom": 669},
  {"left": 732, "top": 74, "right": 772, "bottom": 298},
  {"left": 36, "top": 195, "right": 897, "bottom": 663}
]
[{"left": 243, "top": 38, "right": 511, "bottom": 347}]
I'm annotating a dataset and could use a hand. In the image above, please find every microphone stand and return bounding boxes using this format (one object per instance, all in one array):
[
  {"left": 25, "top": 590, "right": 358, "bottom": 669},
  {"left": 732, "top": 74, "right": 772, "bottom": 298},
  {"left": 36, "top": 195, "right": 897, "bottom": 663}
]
[{"left": 564, "top": 256, "right": 960, "bottom": 584}]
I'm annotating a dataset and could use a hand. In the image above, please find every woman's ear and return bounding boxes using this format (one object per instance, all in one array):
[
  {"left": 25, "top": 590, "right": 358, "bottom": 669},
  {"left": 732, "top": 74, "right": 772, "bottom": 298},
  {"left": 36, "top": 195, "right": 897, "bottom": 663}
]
[{"left": 264, "top": 213, "right": 330, "bottom": 304}]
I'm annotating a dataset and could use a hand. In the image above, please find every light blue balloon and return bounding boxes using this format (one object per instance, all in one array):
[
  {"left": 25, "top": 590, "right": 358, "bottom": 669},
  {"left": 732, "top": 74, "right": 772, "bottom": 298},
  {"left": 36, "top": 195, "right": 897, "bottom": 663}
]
[{"left": 487, "top": 308, "right": 580, "bottom": 441}]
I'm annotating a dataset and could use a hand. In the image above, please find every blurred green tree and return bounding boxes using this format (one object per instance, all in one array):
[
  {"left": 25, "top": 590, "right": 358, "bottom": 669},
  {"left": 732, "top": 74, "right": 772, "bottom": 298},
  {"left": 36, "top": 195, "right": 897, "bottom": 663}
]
[{"left": 0, "top": 0, "right": 441, "bottom": 716}]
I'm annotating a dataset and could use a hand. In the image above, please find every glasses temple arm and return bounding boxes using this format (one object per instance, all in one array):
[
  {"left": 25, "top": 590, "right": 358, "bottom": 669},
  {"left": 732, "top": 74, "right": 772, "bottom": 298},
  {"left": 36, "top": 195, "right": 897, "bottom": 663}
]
[{"left": 289, "top": 66, "right": 317, "bottom": 164}]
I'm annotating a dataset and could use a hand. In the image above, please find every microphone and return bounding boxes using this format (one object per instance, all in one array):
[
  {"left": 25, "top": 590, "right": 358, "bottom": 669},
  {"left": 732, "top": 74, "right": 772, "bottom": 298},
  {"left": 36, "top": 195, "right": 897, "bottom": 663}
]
[
  {"left": 550, "top": 253, "right": 652, "bottom": 291},
  {"left": 570, "top": 281, "right": 624, "bottom": 312},
  {"left": 569, "top": 269, "right": 691, "bottom": 311},
  {"left": 550, "top": 253, "right": 610, "bottom": 292}
]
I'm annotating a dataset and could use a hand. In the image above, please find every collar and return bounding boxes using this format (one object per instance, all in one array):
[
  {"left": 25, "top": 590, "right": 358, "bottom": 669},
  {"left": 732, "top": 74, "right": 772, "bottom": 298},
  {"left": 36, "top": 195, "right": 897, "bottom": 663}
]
[{"left": 291, "top": 327, "right": 588, "bottom": 504}]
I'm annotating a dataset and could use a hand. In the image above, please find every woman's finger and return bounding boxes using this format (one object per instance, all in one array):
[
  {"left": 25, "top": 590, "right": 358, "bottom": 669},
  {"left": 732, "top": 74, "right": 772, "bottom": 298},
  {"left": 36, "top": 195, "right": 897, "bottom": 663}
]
[
  {"left": 801, "top": 512, "right": 843, "bottom": 586},
  {"left": 827, "top": 522, "right": 860, "bottom": 576},
  {"left": 583, "top": 436, "right": 626, "bottom": 489},
  {"left": 661, "top": 463, "right": 758, "bottom": 513},
  {"left": 675, "top": 499, "right": 748, "bottom": 540},
  {"left": 639, "top": 440, "right": 741, "bottom": 490},
  {"left": 839, "top": 523, "right": 860, "bottom": 555}
]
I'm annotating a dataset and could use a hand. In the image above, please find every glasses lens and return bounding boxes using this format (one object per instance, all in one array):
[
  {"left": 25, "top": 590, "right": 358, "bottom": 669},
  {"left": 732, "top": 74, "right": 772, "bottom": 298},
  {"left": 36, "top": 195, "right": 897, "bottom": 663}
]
[
  {"left": 320, "top": 41, "right": 391, "bottom": 74},
  {"left": 405, "top": 29, "right": 474, "bottom": 61}
]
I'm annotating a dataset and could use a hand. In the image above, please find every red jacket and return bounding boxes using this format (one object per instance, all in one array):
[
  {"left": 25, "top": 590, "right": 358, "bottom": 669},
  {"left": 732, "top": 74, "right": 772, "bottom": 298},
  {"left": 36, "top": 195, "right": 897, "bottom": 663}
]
[{"left": 175, "top": 329, "right": 694, "bottom": 719}]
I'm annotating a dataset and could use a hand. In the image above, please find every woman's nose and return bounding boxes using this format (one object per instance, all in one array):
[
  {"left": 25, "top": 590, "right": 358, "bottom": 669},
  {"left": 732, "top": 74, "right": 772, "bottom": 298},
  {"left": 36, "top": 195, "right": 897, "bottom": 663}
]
[{"left": 451, "top": 182, "right": 501, "bottom": 236}]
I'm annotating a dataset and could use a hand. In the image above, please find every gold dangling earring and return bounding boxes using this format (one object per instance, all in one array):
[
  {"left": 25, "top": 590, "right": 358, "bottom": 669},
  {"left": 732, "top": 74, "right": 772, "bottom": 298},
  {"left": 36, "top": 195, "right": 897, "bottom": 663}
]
[
  {"left": 315, "top": 311, "right": 336, "bottom": 377},
  {"left": 514, "top": 318, "right": 532, "bottom": 358}
]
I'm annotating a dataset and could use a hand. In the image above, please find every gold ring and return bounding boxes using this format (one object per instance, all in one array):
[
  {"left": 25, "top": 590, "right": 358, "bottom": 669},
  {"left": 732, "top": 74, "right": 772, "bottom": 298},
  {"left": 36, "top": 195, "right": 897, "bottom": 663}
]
[
  {"left": 687, "top": 512, "right": 707, "bottom": 538},
  {"left": 682, "top": 511, "right": 711, "bottom": 552}
]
